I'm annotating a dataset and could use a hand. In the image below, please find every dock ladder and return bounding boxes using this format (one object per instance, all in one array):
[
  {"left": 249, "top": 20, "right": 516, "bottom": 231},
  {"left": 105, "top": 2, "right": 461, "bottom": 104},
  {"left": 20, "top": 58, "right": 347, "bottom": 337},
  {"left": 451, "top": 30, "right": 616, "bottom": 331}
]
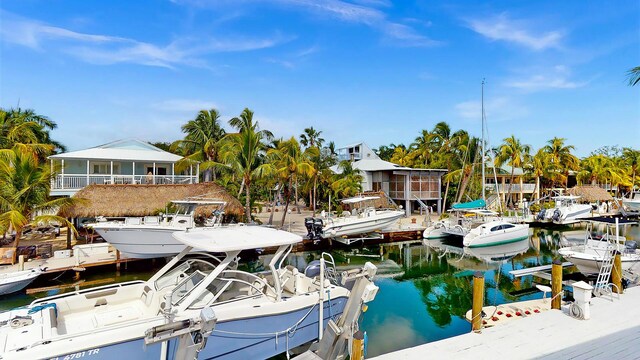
[{"left": 593, "top": 242, "right": 619, "bottom": 300}]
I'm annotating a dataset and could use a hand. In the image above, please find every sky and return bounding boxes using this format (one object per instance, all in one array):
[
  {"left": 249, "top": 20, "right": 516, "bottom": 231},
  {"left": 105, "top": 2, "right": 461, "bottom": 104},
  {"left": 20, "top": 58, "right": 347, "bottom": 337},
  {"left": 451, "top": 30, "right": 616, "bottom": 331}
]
[{"left": 1, "top": 0, "right": 639, "bottom": 157}]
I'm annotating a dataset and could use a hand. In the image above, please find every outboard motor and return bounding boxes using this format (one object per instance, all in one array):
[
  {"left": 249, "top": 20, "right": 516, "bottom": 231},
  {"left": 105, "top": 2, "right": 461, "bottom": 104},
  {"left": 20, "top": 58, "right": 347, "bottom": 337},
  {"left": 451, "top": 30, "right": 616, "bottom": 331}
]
[
  {"left": 304, "top": 217, "right": 315, "bottom": 239},
  {"left": 304, "top": 260, "right": 321, "bottom": 278},
  {"left": 537, "top": 209, "right": 546, "bottom": 221},
  {"left": 552, "top": 208, "right": 562, "bottom": 222},
  {"left": 313, "top": 218, "right": 324, "bottom": 240}
]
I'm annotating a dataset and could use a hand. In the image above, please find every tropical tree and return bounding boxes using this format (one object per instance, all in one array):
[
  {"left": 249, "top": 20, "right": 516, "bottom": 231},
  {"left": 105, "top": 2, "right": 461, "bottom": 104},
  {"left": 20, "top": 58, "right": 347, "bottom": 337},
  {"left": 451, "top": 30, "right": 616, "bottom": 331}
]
[
  {"left": 494, "top": 136, "right": 531, "bottom": 207},
  {"left": 390, "top": 146, "right": 415, "bottom": 167},
  {"left": 299, "top": 127, "right": 324, "bottom": 148},
  {"left": 220, "top": 108, "right": 272, "bottom": 222},
  {"left": 543, "top": 137, "right": 580, "bottom": 188},
  {"left": 0, "top": 147, "right": 76, "bottom": 263},
  {"left": 623, "top": 147, "right": 640, "bottom": 190},
  {"left": 331, "top": 161, "right": 363, "bottom": 199},
  {"left": 172, "top": 109, "right": 226, "bottom": 182},
  {"left": 264, "top": 137, "right": 317, "bottom": 225},
  {"left": 0, "top": 108, "right": 62, "bottom": 158},
  {"left": 524, "top": 149, "right": 550, "bottom": 201},
  {"left": 628, "top": 66, "right": 640, "bottom": 86}
]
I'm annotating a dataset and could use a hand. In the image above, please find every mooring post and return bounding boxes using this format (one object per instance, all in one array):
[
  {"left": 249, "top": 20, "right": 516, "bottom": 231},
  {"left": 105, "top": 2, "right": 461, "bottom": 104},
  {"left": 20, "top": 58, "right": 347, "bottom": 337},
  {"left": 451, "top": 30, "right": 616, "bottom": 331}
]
[
  {"left": 611, "top": 251, "right": 622, "bottom": 294},
  {"left": 116, "top": 250, "right": 121, "bottom": 273},
  {"left": 551, "top": 259, "right": 562, "bottom": 310},
  {"left": 18, "top": 255, "right": 24, "bottom": 271},
  {"left": 351, "top": 330, "right": 365, "bottom": 360},
  {"left": 472, "top": 271, "right": 485, "bottom": 332}
]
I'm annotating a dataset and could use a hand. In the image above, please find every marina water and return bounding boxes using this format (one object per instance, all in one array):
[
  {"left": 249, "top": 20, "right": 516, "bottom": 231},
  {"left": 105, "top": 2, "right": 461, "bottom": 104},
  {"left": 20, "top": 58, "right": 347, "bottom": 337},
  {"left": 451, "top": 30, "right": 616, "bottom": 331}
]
[{"left": 1, "top": 225, "right": 638, "bottom": 358}]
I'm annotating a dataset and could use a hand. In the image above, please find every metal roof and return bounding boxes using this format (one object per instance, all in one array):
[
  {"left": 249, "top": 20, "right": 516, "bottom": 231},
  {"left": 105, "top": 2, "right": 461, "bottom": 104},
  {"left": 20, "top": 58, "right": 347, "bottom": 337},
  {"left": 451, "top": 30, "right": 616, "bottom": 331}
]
[{"left": 49, "top": 138, "right": 183, "bottom": 162}]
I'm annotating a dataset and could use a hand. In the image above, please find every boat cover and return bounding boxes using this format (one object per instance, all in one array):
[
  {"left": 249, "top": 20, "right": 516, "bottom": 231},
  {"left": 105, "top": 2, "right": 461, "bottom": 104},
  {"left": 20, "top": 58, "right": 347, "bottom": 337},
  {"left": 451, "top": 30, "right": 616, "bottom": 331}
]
[
  {"left": 451, "top": 199, "right": 486, "bottom": 210},
  {"left": 172, "top": 226, "right": 302, "bottom": 252}
]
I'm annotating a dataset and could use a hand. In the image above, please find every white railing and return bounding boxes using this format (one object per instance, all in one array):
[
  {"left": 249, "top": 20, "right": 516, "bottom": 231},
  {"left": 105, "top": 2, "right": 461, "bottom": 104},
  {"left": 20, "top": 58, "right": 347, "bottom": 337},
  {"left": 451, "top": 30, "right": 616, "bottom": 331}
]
[
  {"left": 51, "top": 174, "right": 198, "bottom": 190},
  {"left": 486, "top": 183, "right": 536, "bottom": 193}
]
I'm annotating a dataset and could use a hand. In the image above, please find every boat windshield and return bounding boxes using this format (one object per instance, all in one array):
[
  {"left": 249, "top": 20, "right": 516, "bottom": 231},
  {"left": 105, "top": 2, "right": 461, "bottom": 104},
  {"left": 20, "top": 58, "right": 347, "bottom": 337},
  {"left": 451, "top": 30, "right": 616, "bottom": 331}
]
[
  {"left": 170, "top": 270, "right": 208, "bottom": 306},
  {"left": 154, "top": 258, "right": 216, "bottom": 291}
]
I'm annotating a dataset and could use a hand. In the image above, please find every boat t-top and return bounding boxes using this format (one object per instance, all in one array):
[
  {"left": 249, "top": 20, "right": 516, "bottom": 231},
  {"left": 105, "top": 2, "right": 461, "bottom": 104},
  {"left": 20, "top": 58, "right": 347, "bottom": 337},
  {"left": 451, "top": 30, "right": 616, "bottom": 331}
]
[
  {"left": 536, "top": 195, "right": 593, "bottom": 225},
  {"left": 622, "top": 190, "right": 640, "bottom": 212},
  {"left": 423, "top": 199, "right": 498, "bottom": 239},
  {"left": 305, "top": 195, "right": 404, "bottom": 242},
  {"left": 558, "top": 217, "right": 640, "bottom": 275},
  {"left": 90, "top": 199, "right": 227, "bottom": 258},
  {"left": 0, "top": 226, "right": 379, "bottom": 359}
]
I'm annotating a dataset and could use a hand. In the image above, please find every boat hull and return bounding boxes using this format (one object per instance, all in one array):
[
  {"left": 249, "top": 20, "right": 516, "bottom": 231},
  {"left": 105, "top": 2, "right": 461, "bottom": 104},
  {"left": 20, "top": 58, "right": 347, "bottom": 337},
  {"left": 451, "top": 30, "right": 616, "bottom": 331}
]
[
  {"left": 423, "top": 224, "right": 449, "bottom": 239},
  {"left": 321, "top": 211, "right": 403, "bottom": 238},
  {"left": 18, "top": 298, "right": 347, "bottom": 360},
  {"left": 0, "top": 269, "right": 40, "bottom": 296},
  {"left": 463, "top": 225, "right": 529, "bottom": 248},
  {"left": 623, "top": 199, "right": 640, "bottom": 212},
  {"left": 92, "top": 227, "right": 195, "bottom": 258},
  {"left": 560, "top": 252, "right": 640, "bottom": 275}
]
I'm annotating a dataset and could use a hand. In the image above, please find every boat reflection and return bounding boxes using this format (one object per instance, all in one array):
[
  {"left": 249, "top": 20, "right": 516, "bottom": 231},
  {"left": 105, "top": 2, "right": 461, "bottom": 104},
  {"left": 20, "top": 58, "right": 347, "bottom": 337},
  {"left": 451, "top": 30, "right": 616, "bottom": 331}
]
[{"left": 463, "top": 238, "right": 530, "bottom": 264}]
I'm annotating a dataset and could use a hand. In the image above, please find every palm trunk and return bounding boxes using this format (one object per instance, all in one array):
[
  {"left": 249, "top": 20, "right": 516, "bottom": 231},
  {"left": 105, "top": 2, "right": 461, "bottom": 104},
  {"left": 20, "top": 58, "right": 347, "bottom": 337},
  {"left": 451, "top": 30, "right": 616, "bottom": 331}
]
[
  {"left": 532, "top": 176, "right": 540, "bottom": 201},
  {"left": 506, "top": 168, "right": 515, "bottom": 208},
  {"left": 268, "top": 184, "right": 278, "bottom": 225},
  {"left": 442, "top": 178, "right": 450, "bottom": 213},
  {"left": 313, "top": 176, "right": 317, "bottom": 216},
  {"left": 244, "top": 177, "right": 251, "bottom": 223},
  {"left": 295, "top": 176, "right": 301, "bottom": 214},
  {"left": 281, "top": 178, "right": 292, "bottom": 226},
  {"left": 11, "top": 229, "right": 22, "bottom": 265}
]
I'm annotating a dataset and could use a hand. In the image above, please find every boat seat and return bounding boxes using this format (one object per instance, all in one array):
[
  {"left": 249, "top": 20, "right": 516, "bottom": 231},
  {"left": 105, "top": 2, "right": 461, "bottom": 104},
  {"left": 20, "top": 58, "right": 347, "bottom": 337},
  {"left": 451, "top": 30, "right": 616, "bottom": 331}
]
[
  {"left": 42, "top": 307, "right": 59, "bottom": 338},
  {"left": 125, "top": 217, "right": 142, "bottom": 225},
  {"left": 281, "top": 266, "right": 306, "bottom": 295},
  {"left": 144, "top": 216, "right": 161, "bottom": 225}
]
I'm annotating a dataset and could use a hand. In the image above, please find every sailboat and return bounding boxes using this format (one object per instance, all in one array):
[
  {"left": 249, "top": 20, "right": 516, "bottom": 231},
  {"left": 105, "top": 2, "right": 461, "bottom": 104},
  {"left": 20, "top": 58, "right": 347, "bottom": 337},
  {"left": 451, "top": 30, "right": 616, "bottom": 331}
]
[{"left": 461, "top": 79, "right": 529, "bottom": 247}]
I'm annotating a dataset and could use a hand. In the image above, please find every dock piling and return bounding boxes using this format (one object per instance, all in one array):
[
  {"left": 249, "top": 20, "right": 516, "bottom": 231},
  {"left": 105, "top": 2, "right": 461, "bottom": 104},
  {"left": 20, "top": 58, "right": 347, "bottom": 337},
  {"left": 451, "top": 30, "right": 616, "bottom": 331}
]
[
  {"left": 472, "top": 271, "right": 485, "bottom": 332},
  {"left": 18, "top": 255, "right": 24, "bottom": 271},
  {"left": 611, "top": 252, "right": 622, "bottom": 294},
  {"left": 351, "top": 330, "right": 365, "bottom": 360},
  {"left": 552, "top": 259, "right": 562, "bottom": 310}
]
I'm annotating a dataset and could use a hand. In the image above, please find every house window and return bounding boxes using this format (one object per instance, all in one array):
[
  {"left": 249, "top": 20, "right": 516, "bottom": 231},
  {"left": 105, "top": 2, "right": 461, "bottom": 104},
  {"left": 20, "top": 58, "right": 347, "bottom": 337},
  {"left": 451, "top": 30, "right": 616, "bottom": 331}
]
[{"left": 91, "top": 162, "right": 120, "bottom": 175}]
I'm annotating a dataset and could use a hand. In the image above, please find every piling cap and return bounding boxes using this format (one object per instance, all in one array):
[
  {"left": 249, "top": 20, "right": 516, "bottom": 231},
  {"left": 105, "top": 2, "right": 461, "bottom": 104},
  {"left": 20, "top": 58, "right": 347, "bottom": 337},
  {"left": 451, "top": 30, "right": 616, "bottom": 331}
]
[
  {"left": 572, "top": 281, "right": 593, "bottom": 291},
  {"left": 474, "top": 271, "right": 484, "bottom": 278},
  {"left": 552, "top": 259, "right": 562, "bottom": 265}
]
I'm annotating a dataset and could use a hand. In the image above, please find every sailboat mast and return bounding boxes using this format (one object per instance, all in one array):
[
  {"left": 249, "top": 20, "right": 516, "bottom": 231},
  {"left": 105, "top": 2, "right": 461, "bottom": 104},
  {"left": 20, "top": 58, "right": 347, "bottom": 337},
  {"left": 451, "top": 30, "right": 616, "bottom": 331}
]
[{"left": 481, "top": 79, "right": 486, "bottom": 202}]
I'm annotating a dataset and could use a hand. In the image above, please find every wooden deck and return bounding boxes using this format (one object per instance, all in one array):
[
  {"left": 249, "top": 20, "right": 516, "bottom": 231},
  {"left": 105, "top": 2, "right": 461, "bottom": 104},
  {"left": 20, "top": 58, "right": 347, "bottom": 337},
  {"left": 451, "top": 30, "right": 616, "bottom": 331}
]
[{"left": 372, "top": 285, "right": 640, "bottom": 359}]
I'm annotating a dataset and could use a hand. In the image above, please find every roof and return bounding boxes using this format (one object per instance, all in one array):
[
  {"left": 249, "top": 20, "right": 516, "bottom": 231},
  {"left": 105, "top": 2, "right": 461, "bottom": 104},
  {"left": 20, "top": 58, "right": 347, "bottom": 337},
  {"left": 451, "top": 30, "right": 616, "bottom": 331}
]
[
  {"left": 486, "top": 164, "right": 525, "bottom": 176},
  {"left": 172, "top": 226, "right": 302, "bottom": 252},
  {"left": 60, "top": 182, "right": 244, "bottom": 218},
  {"left": 49, "top": 138, "right": 183, "bottom": 162},
  {"left": 567, "top": 186, "right": 613, "bottom": 202}
]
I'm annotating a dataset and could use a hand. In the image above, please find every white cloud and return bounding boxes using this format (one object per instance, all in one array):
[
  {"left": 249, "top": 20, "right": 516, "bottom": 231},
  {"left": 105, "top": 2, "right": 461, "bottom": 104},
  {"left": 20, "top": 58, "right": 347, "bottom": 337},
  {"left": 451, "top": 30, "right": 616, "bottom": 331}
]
[
  {"left": 504, "top": 65, "right": 587, "bottom": 91},
  {"left": 0, "top": 10, "right": 289, "bottom": 68},
  {"left": 455, "top": 97, "right": 529, "bottom": 123},
  {"left": 466, "top": 13, "right": 563, "bottom": 51}
]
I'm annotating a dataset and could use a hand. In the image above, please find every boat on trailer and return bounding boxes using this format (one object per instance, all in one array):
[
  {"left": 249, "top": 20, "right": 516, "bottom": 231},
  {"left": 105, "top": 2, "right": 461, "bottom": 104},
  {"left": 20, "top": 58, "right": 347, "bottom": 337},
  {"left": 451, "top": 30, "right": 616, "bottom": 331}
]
[
  {"left": 536, "top": 195, "right": 593, "bottom": 225},
  {"left": 89, "top": 199, "right": 227, "bottom": 259},
  {"left": 0, "top": 226, "right": 379, "bottom": 359},
  {"left": 558, "top": 217, "right": 640, "bottom": 275},
  {"left": 305, "top": 195, "right": 404, "bottom": 242}
]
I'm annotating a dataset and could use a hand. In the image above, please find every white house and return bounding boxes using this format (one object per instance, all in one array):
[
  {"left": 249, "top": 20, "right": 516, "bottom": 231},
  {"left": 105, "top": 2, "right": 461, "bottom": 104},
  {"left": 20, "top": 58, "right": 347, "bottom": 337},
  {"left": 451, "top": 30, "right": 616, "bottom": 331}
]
[
  {"left": 333, "top": 142, "right": 447, "bottom": 216},
  {"left": 49, "top": 139, "right": 199, "bottom": 196}
]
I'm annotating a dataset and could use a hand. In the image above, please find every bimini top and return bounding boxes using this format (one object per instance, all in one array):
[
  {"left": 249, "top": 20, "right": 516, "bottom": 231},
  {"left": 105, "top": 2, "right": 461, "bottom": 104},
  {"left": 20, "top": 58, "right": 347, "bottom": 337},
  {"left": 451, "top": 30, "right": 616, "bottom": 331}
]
[
  {"left": 171, "top": 200, "right": 226, "bottom": 206},
  {"left": 451, "top": 199, "right": 486, "bottom": 210},
  {"left": 552, "top": 195, "right": 581, "bottom": 200},
  {"left": 578, "top": 216, "right": 637, "bottom": 225},
  {"left": 172, "top": 226, "right": 302, "bottom": 252},
  {"left": 341, "top": 196, "right": 380, "bottom": 204}
]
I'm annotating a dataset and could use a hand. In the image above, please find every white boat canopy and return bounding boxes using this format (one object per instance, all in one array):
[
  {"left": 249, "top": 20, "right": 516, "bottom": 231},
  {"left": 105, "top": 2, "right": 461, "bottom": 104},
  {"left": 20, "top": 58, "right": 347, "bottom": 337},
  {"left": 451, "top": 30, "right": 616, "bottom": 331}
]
[
  {"left": 552, "top": 195, "right": 581, "bottom": 200},
  {"left": 447, "top": 209, "right": 498, "bottom": 216},
  {"left": 172, "top": 226, "right": 302, "bottom": 252},
  {"left": 341, "top": 196, "right": 380, "bottom": 204},
  {"left": 171, "top": 200, "right": 226, "bottom": 206}
]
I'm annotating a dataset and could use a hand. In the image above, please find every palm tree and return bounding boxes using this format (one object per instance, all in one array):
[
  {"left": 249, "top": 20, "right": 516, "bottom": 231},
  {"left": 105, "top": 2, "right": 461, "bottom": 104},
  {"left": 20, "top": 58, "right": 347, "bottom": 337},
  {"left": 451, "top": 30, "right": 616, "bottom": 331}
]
[
  {"left": 0, "top": 108, "right": 60, "bottom": 158},
  {"left": 494, "top": 136, "right": 531, "bottom": 207},
  {"left": 543, "top": 137, "right": 579, "bottom": 189},
  {"left": 0, "top": 147, "right": 76, "bottom": 263},
  {"left": 221, "top": 108, "right": 272, "bottom": 222},
  {"left": 525, "top": 149, "right": 550, "bottom": 201},
  {"left": 390, "top": 146, "right": 415, "bottom": 167},
  {"left": 264, "top": 137, "right": 316, "bottom": 226},
  {"left": 623, "top": 147, "right": 640, "bottom": 191},
  {"left": 172, "top": 109, "right": 226, "bottom": 182},
  {"left": 331, "top": 161, "right": 363, "bottom": 198},
  {"left": 628, "top": 66, "right": 640, "bottom": 86},
  {"left": 299, "top": 127, "right": 324, "bottom": 148}
]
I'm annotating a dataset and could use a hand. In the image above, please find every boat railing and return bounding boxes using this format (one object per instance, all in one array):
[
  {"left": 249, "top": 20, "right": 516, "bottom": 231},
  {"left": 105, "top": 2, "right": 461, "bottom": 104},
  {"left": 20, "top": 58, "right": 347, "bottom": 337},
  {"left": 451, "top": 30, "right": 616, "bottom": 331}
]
[
  {"left": 219, "top": 269, "right": 278, "bottom": 300},
  {"left": 30, "top": 280, "right": 146, "bottom": 306}
]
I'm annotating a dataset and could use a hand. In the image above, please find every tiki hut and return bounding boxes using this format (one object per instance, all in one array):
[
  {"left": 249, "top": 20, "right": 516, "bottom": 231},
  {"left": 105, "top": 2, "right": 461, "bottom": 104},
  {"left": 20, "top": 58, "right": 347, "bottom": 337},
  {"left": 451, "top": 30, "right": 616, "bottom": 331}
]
[
  {"left": 60, "top": 183, "right": 244, "bottom": 219},
  {"left": 567, "top": 186, "right": 613, "bottom": 203}
]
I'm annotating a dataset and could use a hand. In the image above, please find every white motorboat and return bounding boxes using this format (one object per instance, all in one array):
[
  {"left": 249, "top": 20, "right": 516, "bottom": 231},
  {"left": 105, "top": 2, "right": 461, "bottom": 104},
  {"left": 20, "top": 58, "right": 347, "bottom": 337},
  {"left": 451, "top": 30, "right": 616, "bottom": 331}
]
[
  {"left": 623, "top": 191, "right": 640, "bottom": 212},
  {"left": 0, "top": 226, "right": 379, "bottom": 359},
  {"left": 423, "top": 206, "right": 499, "bottom": 240},
  {"left": 90, "top": 199, "right": 226, "bottom": 258},
  {"left": 464, "top": 238, "right": 530, "bottom": 263},
  {"left": 536, "top": 195, "right": 593, "bottom": 225},
  {"left": 463, "top": 220, "right": 530, "bottom": 248},
  {"left": 558, "top": 217, "right": 640, "bottom": 275},
  {"left": 0, "top": 268, "right": 42, "bottom": 296},
  {"left": 305, "top": 196, "right": 404, "bottom": 241}
]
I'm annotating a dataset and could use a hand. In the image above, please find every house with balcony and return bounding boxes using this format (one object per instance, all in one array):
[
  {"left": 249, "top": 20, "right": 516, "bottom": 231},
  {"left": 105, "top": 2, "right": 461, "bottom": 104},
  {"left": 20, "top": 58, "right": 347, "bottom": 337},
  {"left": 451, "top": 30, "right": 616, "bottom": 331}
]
[
  {"left": 484, "top": 164, "right": 536, "bottom": 207},
  {"left": 333, "top": 142, "right": 447, "bottom": 216},
  {"left": 49, "top": 139, "right": 199, "bottom": 197}
]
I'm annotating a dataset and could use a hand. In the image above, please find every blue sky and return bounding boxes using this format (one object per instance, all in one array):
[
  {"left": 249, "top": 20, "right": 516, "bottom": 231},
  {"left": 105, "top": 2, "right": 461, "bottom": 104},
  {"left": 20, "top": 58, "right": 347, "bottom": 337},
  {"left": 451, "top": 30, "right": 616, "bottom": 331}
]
[{"left": 1, "top": 0, "right": 638, "bottom": 156}]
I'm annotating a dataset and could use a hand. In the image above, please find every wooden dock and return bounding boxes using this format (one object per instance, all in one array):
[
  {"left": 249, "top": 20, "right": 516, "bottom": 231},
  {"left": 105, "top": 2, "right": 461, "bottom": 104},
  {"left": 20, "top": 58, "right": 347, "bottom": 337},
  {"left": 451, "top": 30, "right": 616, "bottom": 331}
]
[{"left": 371, "top": 285, "right": 640, "bottom": 359}]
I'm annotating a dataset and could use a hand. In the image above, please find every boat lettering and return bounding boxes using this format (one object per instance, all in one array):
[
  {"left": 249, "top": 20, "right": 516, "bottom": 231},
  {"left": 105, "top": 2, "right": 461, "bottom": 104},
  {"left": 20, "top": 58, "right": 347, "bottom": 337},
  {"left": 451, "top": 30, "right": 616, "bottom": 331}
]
[{"left": 50, "top": 349, "right": 100, "bottom": 360}]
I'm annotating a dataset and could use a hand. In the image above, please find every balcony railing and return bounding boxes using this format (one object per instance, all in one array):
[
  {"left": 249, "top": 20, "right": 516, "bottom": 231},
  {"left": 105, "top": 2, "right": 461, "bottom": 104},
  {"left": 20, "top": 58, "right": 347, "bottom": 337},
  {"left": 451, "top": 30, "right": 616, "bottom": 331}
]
[
  {"left": 51, "top": 174, "right": 198, "bottom": 190},
  {"left": 485, "top": 183, "right": 536, "bottom": 193}
]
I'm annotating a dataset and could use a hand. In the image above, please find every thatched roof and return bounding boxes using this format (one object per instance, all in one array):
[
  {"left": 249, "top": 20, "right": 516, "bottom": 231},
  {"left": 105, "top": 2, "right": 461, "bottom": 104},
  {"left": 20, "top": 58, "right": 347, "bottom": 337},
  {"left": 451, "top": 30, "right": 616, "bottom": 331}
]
[
  {"left": 60, "top": 183, "right": 244, "bottom": 218},
  {"left": 567, "top": 186, "right": 613, "bottom": 202}
]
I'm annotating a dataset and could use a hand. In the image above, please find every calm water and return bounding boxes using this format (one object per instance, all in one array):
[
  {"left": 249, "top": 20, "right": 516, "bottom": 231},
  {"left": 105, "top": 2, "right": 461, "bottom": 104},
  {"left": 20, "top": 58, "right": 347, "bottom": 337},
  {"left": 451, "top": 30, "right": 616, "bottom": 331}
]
[{"left": 2, "top": 224, "right": 638, "bottom": 357}]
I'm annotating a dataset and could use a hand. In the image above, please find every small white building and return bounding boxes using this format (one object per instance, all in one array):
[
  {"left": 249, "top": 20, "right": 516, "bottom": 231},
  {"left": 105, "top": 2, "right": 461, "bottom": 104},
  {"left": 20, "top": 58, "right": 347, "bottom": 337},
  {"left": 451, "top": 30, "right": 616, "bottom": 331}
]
[
  {"left": 49, "top": 139, "right": 199, "bottom": 196},
  {"left": 333, "top": 142, "right": 447, "bottom": 216}
]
